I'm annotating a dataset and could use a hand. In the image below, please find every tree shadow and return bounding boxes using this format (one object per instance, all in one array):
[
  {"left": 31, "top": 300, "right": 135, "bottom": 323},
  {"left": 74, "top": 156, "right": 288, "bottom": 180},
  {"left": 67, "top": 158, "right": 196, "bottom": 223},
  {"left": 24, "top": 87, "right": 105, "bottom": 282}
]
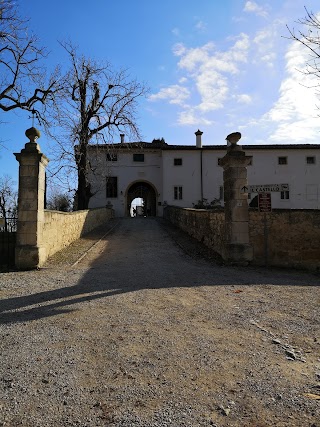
[{"left": 0, "top": 218, "right": 319, "bottom": 325}]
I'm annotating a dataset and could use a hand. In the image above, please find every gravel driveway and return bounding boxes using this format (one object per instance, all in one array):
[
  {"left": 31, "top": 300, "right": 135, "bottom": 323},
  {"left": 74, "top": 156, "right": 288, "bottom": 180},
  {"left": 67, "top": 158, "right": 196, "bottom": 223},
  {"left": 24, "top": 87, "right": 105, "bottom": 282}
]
[{"left": 0, "top": 217, "right": 319, "bottom": 426}]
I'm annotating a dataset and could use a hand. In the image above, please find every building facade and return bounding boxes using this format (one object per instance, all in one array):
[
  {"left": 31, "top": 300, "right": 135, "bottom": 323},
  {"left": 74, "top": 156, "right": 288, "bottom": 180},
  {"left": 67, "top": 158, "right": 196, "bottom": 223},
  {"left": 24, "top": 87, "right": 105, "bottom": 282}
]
[{"left": 87, "top": 134, "right": 320, "bottom": 217}]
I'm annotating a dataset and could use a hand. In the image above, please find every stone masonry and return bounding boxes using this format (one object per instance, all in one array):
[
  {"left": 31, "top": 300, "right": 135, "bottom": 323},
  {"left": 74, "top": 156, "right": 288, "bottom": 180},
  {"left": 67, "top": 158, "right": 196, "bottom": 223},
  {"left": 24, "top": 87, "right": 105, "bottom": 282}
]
[
  {"left": 219, "top": 140, "right": 253, "bottom": 264},
  {"left": 14, "top": 127, "right": 114, "bottom": 269},
  {"left": 14, "top": 128, "right": 49, "bottom": 269}
]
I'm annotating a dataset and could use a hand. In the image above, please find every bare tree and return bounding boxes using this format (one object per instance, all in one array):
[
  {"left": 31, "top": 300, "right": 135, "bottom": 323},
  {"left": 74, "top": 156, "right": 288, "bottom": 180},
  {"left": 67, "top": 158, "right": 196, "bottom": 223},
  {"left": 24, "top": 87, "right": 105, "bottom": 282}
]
[
  {"left": 0, "top": 174, "right": 17, "bottom": 231},
  {"left": 50, "top": 42, "right": 148, "bottom": 210},
  {"left": 287, "top": 8, "right": 320, "bottom": 80},
  {"left": 0, "top": 0, "right": 61, "bottom": 123}
]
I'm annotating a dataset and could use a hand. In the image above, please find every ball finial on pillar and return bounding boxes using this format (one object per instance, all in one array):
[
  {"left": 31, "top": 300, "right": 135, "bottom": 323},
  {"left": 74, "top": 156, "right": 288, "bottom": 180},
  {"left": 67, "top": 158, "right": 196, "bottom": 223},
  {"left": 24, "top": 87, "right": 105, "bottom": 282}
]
[
  {"left": 226, "top": 131, "right": 241, "bottom": 145},
  {"left": 25, "top": 127, "right": 41, "bottom": 143}
]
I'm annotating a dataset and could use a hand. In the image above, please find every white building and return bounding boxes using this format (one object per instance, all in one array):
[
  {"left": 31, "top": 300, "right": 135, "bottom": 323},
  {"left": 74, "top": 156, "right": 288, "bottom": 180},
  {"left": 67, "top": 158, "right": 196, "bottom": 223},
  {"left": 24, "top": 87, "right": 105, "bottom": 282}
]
[{"left": 87, "top": 133, "right": 320, "bottom": 217}]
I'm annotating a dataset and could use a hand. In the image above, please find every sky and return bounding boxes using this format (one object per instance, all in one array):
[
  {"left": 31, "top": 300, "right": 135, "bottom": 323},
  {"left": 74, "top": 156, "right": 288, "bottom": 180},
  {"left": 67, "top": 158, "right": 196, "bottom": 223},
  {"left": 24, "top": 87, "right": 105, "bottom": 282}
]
[{"left": 1, "top": 0, "right": 320, "bottom": 185}]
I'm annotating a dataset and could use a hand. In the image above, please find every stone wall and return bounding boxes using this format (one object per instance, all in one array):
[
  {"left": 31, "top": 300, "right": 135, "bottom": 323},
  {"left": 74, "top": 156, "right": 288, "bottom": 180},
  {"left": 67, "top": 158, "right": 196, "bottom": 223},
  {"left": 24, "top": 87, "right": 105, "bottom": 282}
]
[
  {"left": 164, "top": 206, "right": 225, "bottom": 256},
  {"left": 249, "top": 209, "right": 320, "bottom": 270},
  {"left": 42, "top": 207, "right": 114, "bottom": 260},
  {"left": 164, "top": 206, "right": 320, "bottom": 271}
]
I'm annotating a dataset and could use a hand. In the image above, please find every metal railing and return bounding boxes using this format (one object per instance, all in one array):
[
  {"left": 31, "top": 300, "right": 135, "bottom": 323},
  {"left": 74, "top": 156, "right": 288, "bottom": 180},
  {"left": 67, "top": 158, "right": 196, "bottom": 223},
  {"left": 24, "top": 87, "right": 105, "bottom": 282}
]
[
  {"left": 0, "top": 217, "right": 17, "bottom": 270},
  {"left": 0, "top": 216, "right": 17, "bottom": 233}
]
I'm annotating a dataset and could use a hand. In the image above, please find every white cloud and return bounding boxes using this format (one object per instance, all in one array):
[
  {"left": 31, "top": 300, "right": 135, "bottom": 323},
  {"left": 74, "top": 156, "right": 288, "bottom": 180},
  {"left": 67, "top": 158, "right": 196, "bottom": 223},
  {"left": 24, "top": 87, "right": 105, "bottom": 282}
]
[
  {"left": 196, "top": 71, "right": 229, "bottom": 111},
  {"left": 175, "top": 42, "right": 215, "bottom": 71},
  {"left": 172, "top": 28, "right": 180, "bottom": 37},
  {"left": 232, "top": 16, "right": 245, "bottom": 23},
  {"left": 195, "top": 20, "right": 207, "bottom": 32},
  {"left": 263, "top": 42, "right": 320, "bottom": 142},
  {"left": 260, "top": 53, "right": 276, "bottom": 68},
  {"left": 177, "top": 110, "right": 213, "bottom": 126},
  {"left": 243, "top": 1, "right": 268, "bottom": 18},
  {"left": 236, "top": 94, "right": 252, "bottom": 104},
  {"left": 253, "top": 21, "right": 283, "bottom": 67},
  {"left": 232, "top": 32, "right": 250, "bottom": 54},
  {"left": 176, "top": 34, "right": 250, "bottom": 114},
  {"left": 173, "top": 43, "right": 187, "bottom": 56},
  {"left": 175, "top": 34, "right": 249, "bottom": 74},
  {"left": 149, "top": 85, "right": 190, "bottom": 106},
  {"left": 151, "top": 33, "right": 252, "bottom": 126}
]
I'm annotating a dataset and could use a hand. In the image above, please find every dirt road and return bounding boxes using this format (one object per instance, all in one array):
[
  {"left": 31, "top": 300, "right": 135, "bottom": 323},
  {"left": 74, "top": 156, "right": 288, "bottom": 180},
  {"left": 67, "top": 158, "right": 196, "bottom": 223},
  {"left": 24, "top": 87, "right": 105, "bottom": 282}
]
[{"left": 0, "top": 218, "right": 319, "bottom": 426}]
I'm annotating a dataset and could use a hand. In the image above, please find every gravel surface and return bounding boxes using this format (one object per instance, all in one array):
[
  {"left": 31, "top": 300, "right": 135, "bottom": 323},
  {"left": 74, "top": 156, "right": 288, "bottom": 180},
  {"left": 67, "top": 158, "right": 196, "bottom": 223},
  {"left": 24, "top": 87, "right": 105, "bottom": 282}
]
[{"left": 0, "top": 217, "right": 319, "bottom": 427}]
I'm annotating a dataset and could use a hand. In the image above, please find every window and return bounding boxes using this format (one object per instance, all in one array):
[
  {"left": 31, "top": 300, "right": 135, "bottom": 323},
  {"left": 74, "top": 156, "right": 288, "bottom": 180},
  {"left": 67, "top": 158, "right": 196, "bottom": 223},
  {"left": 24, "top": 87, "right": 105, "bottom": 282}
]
[
  {"left": 106, "top": 153, "right": 118, "bottom": 162},
  {"left": 133, "top": 153, "right": 144, "bottom": 162},
  {"left": 106, "top": 177, "right": 118, "bottom": 198},
  {"left": 278, "top": 156, "right": 287, "bottom": 165},
  {"left": 174, "top": 158, "right": 182, "bottom": 166},
  {"left": 306, "top": 156, "right": 316, "bottom": 165},
  {"left": 280, "top": 190, "right": 290, "bottom": 200},
  {"left": 174, "top": 186, "right": 183, "bottom": 200}
]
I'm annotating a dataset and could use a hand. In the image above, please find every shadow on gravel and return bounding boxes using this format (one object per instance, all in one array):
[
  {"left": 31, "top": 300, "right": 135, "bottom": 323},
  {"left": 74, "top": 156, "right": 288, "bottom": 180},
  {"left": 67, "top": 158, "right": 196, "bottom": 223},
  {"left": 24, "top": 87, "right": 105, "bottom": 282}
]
[{"left": 0, "top": 218, "right": 319, "bottom": 325}]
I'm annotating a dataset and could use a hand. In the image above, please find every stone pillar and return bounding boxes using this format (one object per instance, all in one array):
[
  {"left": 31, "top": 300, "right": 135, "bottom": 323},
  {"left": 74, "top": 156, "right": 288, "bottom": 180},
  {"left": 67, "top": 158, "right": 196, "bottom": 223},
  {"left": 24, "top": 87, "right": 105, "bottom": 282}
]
[
  {"left": 14, "top": 127, "right": 49, "bottom": 269},
  {"left": 220, "top": 134, "right": 253, "bottom": 264}
]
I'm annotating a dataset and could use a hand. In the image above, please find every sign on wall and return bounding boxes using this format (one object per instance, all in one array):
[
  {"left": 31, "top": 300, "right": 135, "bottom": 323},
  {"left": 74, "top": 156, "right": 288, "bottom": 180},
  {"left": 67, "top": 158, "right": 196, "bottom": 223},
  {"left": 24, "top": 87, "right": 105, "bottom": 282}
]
[
  {"left": 241, "top": 184, "right": 289, "bottom": 193},
  {"left": 258, "top": 193, "right": 272, "bottom": 212}
]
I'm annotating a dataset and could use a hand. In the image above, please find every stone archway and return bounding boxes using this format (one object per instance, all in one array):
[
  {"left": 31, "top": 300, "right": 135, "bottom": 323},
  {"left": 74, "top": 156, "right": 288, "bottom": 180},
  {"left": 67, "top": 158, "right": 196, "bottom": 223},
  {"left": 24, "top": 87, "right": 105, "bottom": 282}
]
[{"left": 126, "top": 181, "right": 157, "bottom": 217}]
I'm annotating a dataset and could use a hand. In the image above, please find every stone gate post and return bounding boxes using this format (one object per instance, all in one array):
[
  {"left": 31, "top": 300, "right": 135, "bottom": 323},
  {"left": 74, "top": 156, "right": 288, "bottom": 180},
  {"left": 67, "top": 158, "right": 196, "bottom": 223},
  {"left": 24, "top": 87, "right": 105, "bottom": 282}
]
[
  {"left": 14, "top": 127, "right": 49, "bottom": 269},
  {"left": 220, "top": 133, "right": 253, "bottom": 264}
]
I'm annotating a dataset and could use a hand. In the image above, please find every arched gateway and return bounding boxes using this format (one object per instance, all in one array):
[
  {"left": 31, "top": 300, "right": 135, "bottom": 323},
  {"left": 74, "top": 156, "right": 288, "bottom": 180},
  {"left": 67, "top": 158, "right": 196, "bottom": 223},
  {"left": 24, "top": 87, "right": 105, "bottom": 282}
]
[{"left": 126, "top": 181, "right": 157, "bottom": 217}]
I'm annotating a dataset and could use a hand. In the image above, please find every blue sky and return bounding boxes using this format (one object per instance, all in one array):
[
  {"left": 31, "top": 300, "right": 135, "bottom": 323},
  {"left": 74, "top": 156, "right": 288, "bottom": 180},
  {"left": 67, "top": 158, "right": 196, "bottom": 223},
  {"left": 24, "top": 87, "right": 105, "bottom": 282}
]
[{"left": 1, "top": 0, "right": 320, "bottom": 183}]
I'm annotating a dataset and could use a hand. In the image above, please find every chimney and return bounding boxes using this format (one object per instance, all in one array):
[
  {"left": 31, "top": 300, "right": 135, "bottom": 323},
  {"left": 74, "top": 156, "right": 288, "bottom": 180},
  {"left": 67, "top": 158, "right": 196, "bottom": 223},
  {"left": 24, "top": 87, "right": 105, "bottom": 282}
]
[
  {"left": 120, "top": 133, "right": 125, "bottom": 143},
  {"left": 195, "top": 129, "right": 203, "bottom": 148}
]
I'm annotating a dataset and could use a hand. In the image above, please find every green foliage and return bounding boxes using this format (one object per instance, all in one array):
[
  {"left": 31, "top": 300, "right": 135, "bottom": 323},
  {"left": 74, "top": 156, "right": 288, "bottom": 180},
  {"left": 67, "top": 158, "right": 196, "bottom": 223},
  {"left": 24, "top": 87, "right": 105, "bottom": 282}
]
[{"left": 192, "top": 198, "right": 222, "bottom": 210}]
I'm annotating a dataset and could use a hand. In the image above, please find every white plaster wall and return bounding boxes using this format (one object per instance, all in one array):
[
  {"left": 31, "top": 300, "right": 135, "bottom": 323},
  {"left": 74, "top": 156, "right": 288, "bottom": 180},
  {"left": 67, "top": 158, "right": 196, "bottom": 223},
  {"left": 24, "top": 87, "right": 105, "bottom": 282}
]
[
  {"left": 162, "top": 150, "right": 202, "bottom": 207},
  {"left": 162, "top": 150, "right": 225, "bottom": 207},
  {"left": 202, "top": 151, "right": 224, "bottom": 203},
  {"left": 246, "top": 148, "right": 320, "bottom": 209},
  {"left": 88, "top": 145, "right": 320, "bottom": 216},
  {"left": 88, "top": 148, "right": 163, "bottom": 217},
  {"left": 203, "top": 147, "right": 320, "bottom": 209}
]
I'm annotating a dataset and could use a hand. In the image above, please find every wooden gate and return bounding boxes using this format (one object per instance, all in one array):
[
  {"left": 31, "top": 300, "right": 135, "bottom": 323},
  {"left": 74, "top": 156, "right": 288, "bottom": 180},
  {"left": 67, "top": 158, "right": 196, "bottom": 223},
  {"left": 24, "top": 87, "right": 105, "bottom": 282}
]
[{"left": 0, "top": 217, "right": 17, "bottom": 271}]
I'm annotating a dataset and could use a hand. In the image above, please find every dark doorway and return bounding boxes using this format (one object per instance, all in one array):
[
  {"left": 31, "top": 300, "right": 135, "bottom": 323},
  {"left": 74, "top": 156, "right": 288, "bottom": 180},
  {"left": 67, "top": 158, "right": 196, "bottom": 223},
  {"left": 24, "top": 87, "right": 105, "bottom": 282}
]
[{"left": 127, "top": 182, "right": 157, "bottom": 217}]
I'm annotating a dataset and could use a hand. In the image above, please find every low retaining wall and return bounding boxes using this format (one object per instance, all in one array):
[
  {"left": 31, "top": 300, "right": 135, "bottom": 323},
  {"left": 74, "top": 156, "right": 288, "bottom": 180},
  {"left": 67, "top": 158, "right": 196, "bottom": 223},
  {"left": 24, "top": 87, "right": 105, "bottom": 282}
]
[
  {"left": 163, "top": 206, "right": 225, "bottom": 256},
  {"left": 43, "top": 207, "right": 114, "bottom": 260},
  {"left": 164, "top": 206, "right": 320, "bottom": 271},
  {"left": 249, "top": 209, "right": 320, "bottom": 270}
]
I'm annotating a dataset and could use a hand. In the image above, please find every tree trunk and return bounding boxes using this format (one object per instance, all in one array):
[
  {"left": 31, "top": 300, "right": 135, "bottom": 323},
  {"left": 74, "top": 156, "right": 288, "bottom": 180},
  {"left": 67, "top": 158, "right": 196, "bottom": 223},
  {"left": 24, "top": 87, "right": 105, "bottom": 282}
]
[{"left": 76, "top": 140, "right": 92, "bottom": 210}]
